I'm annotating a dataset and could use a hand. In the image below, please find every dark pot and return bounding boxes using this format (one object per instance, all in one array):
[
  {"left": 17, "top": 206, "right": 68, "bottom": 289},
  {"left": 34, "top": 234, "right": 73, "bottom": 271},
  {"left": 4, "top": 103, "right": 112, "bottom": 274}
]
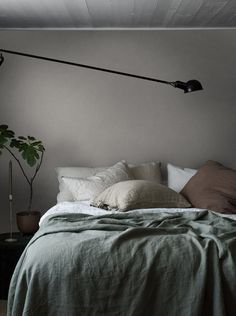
[{"left": 16, "top": 211, "right": 41, "bottom": 235}]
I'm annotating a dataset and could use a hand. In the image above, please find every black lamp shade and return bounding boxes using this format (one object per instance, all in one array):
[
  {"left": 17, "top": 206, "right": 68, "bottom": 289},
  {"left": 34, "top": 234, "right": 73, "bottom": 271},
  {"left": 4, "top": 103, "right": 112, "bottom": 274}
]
[
  {"left": 173, "top": 80, "right": 203, "bottom": 93},
  {"left": 185, "top": 80, "right": 203, "bottom": 93}
]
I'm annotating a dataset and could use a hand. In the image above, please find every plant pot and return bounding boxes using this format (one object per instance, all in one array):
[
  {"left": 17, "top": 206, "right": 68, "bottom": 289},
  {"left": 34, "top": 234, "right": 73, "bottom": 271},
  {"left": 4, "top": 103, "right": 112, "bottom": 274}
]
[{"left": 16, "top": 211, "right": 41, "bottom": 235}]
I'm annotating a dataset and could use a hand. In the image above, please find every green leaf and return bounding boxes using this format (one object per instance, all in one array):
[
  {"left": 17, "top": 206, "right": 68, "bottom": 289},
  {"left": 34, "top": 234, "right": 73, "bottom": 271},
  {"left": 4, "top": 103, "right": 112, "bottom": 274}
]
[
  {"left": 0, "top": 135, "right": 8, "bottom": 146},
  {"left": 0, "top": 125, "right": 15, "bottom": 149},
  {"left": 22, "top": 150, "right": 27, "bottom": 160},
  {"left": 32, "top": 141, "right": 41, "bottom": 146},
  {"left": 0, "top": 126, "right": 45, "bottom": 168},
  {"left": 28, "top": 136, "right": 36, "bottom": 141},
  {"left": 21, "top": 143, "right": 27, "bottom": 149},
  {"left": 28, "top": 155, "right": 37, "bottom": 167},
  {"left": 38, "top": 144, "right": 45, "bottom": 152},
  {"left": 27, "top": 151, "right": 37, "bottom": 166},
  {"left": 10, "top": 139, "right": 20, "bottom": 148},
  {"left": 0, "top": 125, "right": 8, "bottom": 131},
  {"left": 20, "top": 143, "right": 39, "bottom": 167}
]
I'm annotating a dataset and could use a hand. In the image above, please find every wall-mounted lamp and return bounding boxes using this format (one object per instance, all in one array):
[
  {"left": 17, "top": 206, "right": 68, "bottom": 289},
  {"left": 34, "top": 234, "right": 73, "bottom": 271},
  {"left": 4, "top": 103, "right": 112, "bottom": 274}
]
[{"left": 0, "top": 49, "right": 203, "bottom": 93}]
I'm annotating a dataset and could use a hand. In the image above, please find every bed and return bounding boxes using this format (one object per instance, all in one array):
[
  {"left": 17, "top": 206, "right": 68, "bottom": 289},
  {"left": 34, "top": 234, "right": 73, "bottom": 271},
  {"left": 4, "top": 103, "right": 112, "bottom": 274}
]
[{"left": 7, "top": 160, "right": 236, "bottom": 316}]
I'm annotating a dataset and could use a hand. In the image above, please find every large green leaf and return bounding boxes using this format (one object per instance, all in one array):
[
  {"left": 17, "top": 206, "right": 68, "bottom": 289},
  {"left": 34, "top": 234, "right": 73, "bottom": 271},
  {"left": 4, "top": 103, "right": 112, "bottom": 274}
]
[
  {"left": 17, "top": 136, "right": 45, "bottom": 167},
  {"left": 21, "top": 145, "right": 38, "bottom": 166}
]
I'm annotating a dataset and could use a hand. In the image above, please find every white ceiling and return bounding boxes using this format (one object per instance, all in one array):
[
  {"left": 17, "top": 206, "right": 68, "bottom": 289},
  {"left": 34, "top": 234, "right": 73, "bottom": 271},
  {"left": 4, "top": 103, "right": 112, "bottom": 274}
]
[{"left": 0, "top": 0, "right": 236, "bottom": 29}]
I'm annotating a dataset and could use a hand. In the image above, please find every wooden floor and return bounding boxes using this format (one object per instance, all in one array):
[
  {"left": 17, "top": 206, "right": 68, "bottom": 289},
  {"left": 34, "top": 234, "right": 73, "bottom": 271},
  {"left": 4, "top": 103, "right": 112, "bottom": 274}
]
[{"left": 0, "top": 300, "right": 7, "bottom": 316}]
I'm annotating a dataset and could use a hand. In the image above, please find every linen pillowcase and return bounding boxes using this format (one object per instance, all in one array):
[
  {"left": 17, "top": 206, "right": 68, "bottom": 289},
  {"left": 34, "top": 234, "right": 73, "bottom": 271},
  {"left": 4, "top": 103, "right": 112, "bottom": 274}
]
[
  {"left": 91, "top": 180, "right": 191, "bottom": 212},
  {"left": 181, "top": 160, "right": 236, "bottom": 213},
  {"left": 56, "top": 161, "right": 162, "bottom": 202},
  {"left": 129, "top": 162, "right": 162, "bottom": 183},
  {"left": 167, "top": 163, "right": 197, "bottom": 192},
  {"left": 56, "top": 167, "right": 106, "bottom": 202},
  {"left": 62, "top": 161, "right": 133, "bottom": 201}
]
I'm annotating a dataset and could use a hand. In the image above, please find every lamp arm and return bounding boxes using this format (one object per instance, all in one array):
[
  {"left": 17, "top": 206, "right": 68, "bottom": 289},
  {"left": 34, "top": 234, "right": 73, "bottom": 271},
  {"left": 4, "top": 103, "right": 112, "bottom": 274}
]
[
  {"left": 0, "top": 48, "right": 171, "bottom": 85},
  {"left": 0, "top": 48, "right": 203, "bottom": 92}
]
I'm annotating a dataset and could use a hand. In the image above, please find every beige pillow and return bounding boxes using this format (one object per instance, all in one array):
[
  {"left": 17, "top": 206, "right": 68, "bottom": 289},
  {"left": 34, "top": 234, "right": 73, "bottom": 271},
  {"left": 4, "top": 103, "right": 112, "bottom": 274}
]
[
  {"left": 91, "top": 180, "right": 191, "bottom": 211},
  {"left": 129, "top": 162, "right": 162, "bottom": 183},
  {"left": 62, "top": 161, "right": 133, "bottom": 201}
]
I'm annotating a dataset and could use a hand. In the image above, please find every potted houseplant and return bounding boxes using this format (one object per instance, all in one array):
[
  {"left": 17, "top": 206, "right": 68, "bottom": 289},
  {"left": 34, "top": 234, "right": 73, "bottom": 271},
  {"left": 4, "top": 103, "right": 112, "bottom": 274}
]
[{"left": 0, "top": 124, "right": 45, "bottom": 234}]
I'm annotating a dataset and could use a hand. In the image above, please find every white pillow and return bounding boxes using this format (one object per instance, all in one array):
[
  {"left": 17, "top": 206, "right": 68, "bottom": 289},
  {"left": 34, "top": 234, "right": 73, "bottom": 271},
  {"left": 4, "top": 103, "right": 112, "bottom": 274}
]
[
  {"left": 167, "top": 163, "right": 197, "bottom": 193},
  {"left": 56, "top": 161, "right": 162, "bottom": 202},
  {"left": 56, "top": 167, "right": 106, "bottom": 202},
  {"left": 62, "top": 161, "right": 133, "bottom": 201}
]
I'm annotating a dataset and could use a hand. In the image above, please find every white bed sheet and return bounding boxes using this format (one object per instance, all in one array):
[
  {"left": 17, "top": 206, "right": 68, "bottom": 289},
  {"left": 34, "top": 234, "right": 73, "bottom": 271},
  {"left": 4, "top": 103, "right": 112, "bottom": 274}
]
[{"left": 39, "top": 201, "right": 236, "bottom": 226}]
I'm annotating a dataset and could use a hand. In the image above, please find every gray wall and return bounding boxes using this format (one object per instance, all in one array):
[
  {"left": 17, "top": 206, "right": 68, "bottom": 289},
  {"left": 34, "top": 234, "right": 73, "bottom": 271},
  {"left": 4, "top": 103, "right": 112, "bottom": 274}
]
[{"left": 0, "top": 30, "right": 236, "bottom": 233}]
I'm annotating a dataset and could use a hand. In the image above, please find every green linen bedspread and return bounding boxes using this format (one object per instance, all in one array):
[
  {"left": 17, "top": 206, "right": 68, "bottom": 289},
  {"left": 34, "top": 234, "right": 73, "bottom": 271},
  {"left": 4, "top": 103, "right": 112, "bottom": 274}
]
[{"left": 7, "top": 210, "right": 236, "bottom": 316}]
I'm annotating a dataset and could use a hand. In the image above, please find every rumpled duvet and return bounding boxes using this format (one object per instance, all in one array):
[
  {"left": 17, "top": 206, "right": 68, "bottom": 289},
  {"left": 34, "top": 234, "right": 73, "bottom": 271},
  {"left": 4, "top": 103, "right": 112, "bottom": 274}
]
[{"left": 7, "top": 210, "right": 236, "bottom": 316}]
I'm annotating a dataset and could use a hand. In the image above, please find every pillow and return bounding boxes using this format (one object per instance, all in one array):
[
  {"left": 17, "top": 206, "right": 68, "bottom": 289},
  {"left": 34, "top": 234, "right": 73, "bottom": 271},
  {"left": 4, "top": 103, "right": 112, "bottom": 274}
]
[
  {"left": 181, "top": 160, "right": 236, "bottom": 213},
  {"left": 56, "top": 161, "right": 162, "bottom": 202},
  {"left": 91, "top": 180, "right": 191, "bottom": 212},
  {"left": 62, "top": 161, "right": 133, "bottom": 201},
  {"left": 56, "top": 166, "right": 106, "bottom": 202},
  {"left": 129, "top": 161, "right": 162, "bottom": 183},
  {"left": 167, "top": 163, "right": 197, "bottom": 192}
]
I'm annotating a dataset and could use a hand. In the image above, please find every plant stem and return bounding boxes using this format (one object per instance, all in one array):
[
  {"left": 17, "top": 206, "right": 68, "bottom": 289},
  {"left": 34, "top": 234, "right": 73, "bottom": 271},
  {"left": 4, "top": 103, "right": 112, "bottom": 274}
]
[
  {"left": 28, "top": 180, "right": 33, "bottom": 212},
  {"left": 31, "top": 151, "right": 44, "bottom": 182},
  {"left": 27, "top": 152, "right": 44, "bottom": 211},
  {"left": 4, "top": 145, "right": 44, "bottom": 212}
]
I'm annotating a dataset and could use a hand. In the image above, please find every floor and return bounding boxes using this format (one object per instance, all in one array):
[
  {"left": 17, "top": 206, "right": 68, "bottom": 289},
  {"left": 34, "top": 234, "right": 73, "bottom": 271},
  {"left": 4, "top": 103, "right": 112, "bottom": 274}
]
[{"left": 0, "top": 300, "right": 7, "bottom": 316}]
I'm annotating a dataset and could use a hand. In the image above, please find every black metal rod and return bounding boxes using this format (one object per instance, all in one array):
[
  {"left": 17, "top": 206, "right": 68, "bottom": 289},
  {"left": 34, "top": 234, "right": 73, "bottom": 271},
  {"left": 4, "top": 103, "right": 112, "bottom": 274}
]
[{"left": 0, "top": 48, "right": 171, "bottom": 85}]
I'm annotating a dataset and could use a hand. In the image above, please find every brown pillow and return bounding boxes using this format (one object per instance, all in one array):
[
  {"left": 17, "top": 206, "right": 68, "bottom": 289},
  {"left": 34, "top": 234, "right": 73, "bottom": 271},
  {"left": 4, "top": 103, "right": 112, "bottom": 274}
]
[
  {"left": 181, "top": 160, "right": 236, "bottom": 213},
  {"left": 91, "top": 180, "right": 191, "bottom": 211}
]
